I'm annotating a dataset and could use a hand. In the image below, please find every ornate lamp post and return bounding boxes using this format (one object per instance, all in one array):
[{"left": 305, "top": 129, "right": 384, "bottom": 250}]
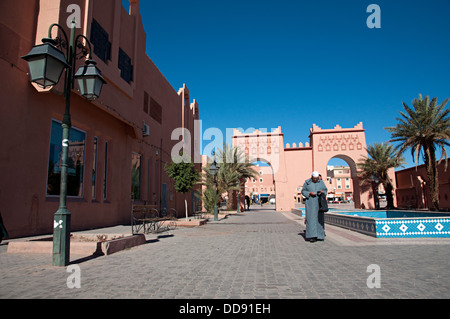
[
  {"left": 209, "top": 160, "right": 220, "bottom": 221},
  {"left": 21, "top": 20, "right": 106, "bottom": 266}
]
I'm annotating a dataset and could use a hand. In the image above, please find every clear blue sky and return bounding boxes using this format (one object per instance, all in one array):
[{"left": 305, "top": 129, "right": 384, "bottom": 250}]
[{"left": 124, "top": 0, "right": 450, "bottom": 169}]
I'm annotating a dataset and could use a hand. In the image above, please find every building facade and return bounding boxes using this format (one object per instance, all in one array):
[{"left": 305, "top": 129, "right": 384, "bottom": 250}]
[
  {"left": 232, "top": 123, "right": 393, "bottom": 211},
  {"left": 0, "top": 0, "right": 201, "bottom": 238},
  {"left": 326, "top": 165, "right": 354, "bottom": 202},
  {"left": 244, "top": 164, "right": 275, "bottom": 203}
]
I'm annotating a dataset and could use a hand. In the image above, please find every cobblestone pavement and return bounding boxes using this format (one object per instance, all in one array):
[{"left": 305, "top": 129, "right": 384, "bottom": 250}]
[{"left": 1, "top": 207, "right": 449, "bottom": 299}]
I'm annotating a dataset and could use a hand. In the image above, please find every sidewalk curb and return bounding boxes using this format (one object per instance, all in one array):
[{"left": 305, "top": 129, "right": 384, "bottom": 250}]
[{"left": 7, "top": 234, "right": 146, "bottom": 256}]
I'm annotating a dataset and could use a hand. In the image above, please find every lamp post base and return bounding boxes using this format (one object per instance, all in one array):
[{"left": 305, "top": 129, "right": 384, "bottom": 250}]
[
  {"left": 52, "top": 208, "right": 71, "bottom": 266},
  {"left": 214, "top": 205, "right": 218, "bottom": 221}
]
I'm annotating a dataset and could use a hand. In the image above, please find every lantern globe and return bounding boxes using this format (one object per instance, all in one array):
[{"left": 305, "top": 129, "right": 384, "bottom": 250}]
[
  {"left": 74, "top": 60, "right": 106, "bottom": 100},
  {"left": 209, "top": 160, "right": 219, "bottom": 176}
]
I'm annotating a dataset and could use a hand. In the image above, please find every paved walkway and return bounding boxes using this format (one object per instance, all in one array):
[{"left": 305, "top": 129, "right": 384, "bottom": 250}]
[{"left": 1, "top": 207, "right": 449, "bottom": 299}]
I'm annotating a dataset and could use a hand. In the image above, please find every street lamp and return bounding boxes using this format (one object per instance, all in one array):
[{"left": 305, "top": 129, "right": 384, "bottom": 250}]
[
  {"left": 74, "top": 59, "right": 106, "bottom": 100},
  {"left": 20, "top": 38, "right": 69, "bottom": 88},
  {"left": 21, "top": 20, "right": 106, "bottom": 266},
  {"left": 209, "top": 160, "right": 219, "bottom": 221}
]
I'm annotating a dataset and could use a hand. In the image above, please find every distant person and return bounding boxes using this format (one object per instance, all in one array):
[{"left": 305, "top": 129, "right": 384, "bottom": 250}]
[
  {"left": 245, "top": 195, "right": 251, "bottom": 211},
  {"left": 301, "top": 171, "right": 328, "bottom": 243}
]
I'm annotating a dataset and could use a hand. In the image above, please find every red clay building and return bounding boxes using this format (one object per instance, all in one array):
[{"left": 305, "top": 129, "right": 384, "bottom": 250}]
[
  {"left": 0, "top": 0, "right": 201, "bottom": 238},
  {"left": 395, "top": 159, "right": 450, "bottom": 210}
]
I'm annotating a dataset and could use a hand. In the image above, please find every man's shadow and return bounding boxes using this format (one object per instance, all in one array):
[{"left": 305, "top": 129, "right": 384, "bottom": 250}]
[{"left": 298, "top": 228, "right": 309, "bottom": 242}]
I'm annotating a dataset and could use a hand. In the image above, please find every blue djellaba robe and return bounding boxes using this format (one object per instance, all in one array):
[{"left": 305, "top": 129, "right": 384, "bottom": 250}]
[{"left": 301, "top": 178, "right": 328, "bottom": 240}]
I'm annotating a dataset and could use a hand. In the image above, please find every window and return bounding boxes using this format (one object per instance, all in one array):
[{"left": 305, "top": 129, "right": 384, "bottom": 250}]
[
  {"left": 259, "top": 178, "right": 263, "bottom": 183},
  {"left": 131, "top": 152, "right": 142, "bottom": 199},
  {"left": 345, "top": 178, "right": 351, "bottom": 189},
  {"left": 90, "top": 19, "right": 111, "bottom": 63},
  {"left": 143, "top": 91, "right": 149, "bottom": 114},
  {"left": 118, "top": 47, "right": 133, "bottom": 83},
  {"left": 150, "top": 97, "right": 162, "bottom": 124},
  {"left": 92, "top": 137, "right": 98, "bottom": 199},
  {"left": 47, "top": 120, "right": 86, "bottom": 196}
]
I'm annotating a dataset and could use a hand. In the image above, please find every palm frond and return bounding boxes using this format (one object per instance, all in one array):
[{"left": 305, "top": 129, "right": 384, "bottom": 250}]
[{"left": 385, "top": 94, "right": 450, "bottom": 209}]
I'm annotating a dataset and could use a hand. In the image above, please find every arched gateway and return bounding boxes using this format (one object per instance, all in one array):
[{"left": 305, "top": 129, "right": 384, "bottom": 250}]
[{"left": 232, "top": 123, "right": 383, "bottom": 211}]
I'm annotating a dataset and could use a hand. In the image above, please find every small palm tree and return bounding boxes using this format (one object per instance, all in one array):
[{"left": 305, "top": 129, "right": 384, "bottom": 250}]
[
  {"left": 198, "top": 166, "right": 220, "bottom": 214},
  {"left": 358, "top": 143, "right": 405, "bottom": 208},
  {"left": 199, "top": 145, "right": 258, "bottom": 212},
  {"left": 216, "top": 144, "right": 258, "bottom": 210},
  {"left": 385, "top": 94, "right": 450, "bottom": 210}
]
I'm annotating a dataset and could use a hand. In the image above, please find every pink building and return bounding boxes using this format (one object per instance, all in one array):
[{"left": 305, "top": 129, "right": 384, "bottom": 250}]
[
  {"left": 395, "top": 159, "right": 450, "bottom": 210},
  {"left": 326, "top": 165, "right": 354, "bottom": 202},
  {"left": 244, "top": 164, "right": 275, "bottom": 203},
  {"left": 0, "top": 0, "right": 201, "bottom": 238}
]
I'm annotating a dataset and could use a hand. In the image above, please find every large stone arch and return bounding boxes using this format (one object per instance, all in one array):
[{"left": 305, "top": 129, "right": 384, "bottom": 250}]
[
  {"left": 323, "top": 154, "right": 362, "bottom": 208},
  {"left": 328, "top": 154, "right": 358, "bottom": 177},
  {"left": 309, "top": 123, "right": 371, "bottom": 209},
  {"left": 232, "top": 127, "right": 291, "bottom": 211},
  {"left": 248, "top": 157, "right": 277, "bottom": 210},
  {"left": 232, "top": 123, "right": 381, "bottom": 211}
]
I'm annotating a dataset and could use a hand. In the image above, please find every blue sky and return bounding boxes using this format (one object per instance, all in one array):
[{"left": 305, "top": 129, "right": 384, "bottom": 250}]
[{"left": 124, "top": 0, "right": 450, "bottom": 169}]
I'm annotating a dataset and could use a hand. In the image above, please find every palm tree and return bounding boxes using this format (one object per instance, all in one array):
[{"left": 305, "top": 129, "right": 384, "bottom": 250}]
[
  {"left": 385, "top": 94, "right": 450, "bottom": 210},
  {"left": 358, "top": 143, "right": 405, "bottom": 208},
  {"left": 216, "top": 144, "right": 259, "bottom": 210},
  {"left": 199, "top": 144, "right": 258, "bottom": 212}
]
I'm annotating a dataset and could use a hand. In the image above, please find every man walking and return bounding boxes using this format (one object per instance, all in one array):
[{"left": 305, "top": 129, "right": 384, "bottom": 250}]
[{"left": 301, "top": 171, "right": 328, "bottom": 242}]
